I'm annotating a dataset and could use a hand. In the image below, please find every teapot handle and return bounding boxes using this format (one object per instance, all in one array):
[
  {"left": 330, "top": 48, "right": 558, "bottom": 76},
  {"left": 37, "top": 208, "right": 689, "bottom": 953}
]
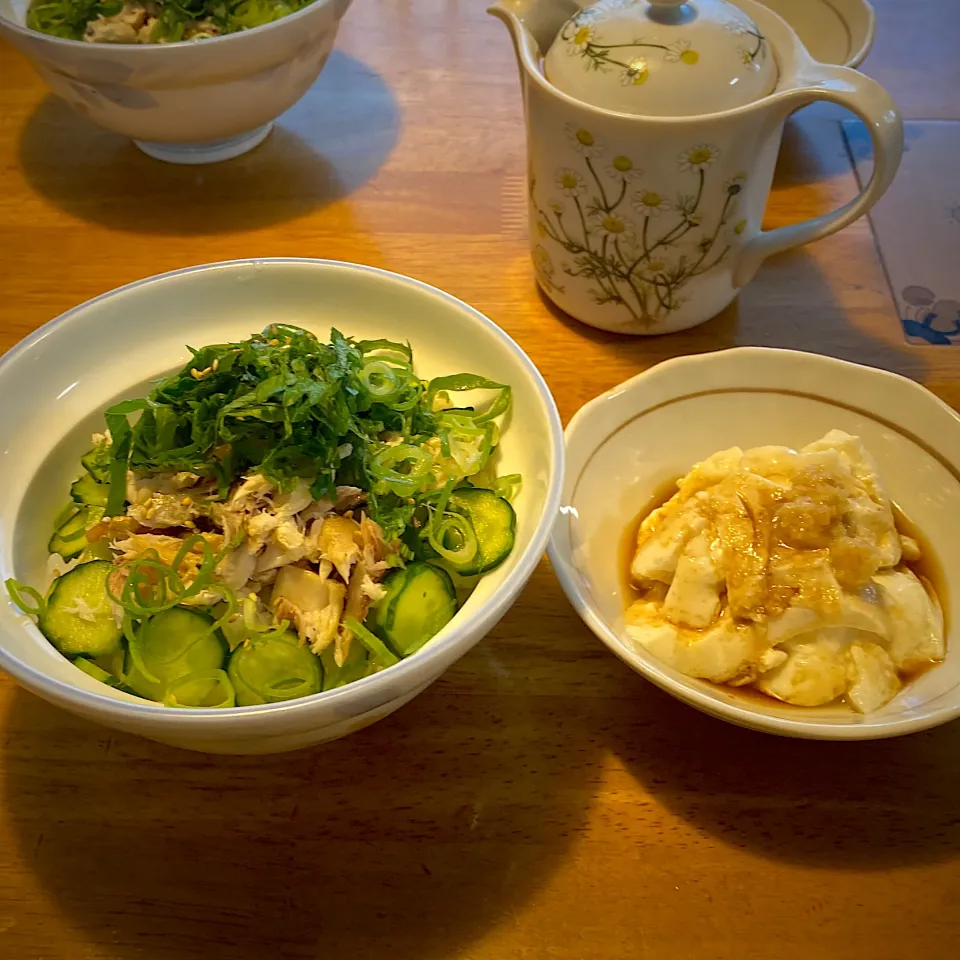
[{"left": 733, "top": 66, "right": 904, "bottom": 288}]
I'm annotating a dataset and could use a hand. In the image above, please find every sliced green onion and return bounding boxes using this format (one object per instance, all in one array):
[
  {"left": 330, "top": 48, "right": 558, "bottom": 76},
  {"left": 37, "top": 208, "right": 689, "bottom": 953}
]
[
  {"left": 360, "top": 360, "right": 403, "bottom": 401},
  {"left": 369, "top": 444, "right": 432, "bottom": 494},
  {"left": 427, "top": 513, "right": 479, "bottom": 566},
  {"left": 5, "top": 578, "right": 45, "bottom": 618},
  {"left": 345, "top": 617, "right": 399, "bottom": 667},
  {"left": 494, "top": 473, "right": 523, "bottom": 502},
  {"left": 123, "top": 615, "right": 160, "bottom": 686},
  {"left": 163, "top": 670, "right": 236, "bottom": 709}
]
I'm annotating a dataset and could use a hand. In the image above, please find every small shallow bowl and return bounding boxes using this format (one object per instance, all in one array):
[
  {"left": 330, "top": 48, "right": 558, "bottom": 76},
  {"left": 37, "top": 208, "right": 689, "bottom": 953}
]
[
  {"left": 0, "top": 259, "right": 564, "bottom": 754},
  {"left": 756, "top": 0, "right": 875, "bottom": 68},
  {"left": 0, "top": 0, "right": 351, "bottom": 163},
  {"left": 548, "top": 347, "right": 960, "bottom": 740}
]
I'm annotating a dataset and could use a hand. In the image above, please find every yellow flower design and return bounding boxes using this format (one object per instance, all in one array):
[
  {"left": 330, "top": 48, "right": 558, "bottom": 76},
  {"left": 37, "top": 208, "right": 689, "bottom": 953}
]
[
  {"left": 573, "top": 25, "right": 592, "bottom": 47},
  {"left": 592, "top": 213, "right": 635, "bottom": 239},
  {"left": 631, "top": 190, "right": 673, "bottom": 218},
  {"left": 533, "top": 245, "right": 554, "bottom": 276},
  {"left": 565, "top": 124, "right": 605, "bottom": 157},
  {"left": 678, "top": 144, "right": 720, "bottom": 172},
  {"left": 609, "top": 155, "right": 643, "bottom": 181},
  {"left": 620, "top": 60, "right": 649, "bottom": 86},
  {"left": 734, "top": 219, "right": 748, "bottom": 235},
  {"left": 665, "top": 41, "right": 699, "bottom": 65},
  {"left": 555, "top": 168, "right": 587, "bottom": 197}
]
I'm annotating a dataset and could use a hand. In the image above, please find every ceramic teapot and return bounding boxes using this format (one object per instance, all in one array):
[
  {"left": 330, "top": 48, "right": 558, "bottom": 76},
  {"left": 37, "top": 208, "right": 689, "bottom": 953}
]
[{"left": 489, "top": 0, "right": 903, "bottom": 335}]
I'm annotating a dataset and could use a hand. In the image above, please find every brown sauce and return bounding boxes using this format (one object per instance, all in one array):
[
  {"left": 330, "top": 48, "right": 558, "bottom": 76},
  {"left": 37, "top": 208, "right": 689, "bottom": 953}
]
[{"left": 620, "top": 483, "right": 947, "bottom": 709}]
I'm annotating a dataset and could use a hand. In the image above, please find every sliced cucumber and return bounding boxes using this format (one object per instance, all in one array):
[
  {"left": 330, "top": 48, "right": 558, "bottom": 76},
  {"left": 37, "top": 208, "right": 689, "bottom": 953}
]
[
  {"left": 71, "top": 473, "right": 109, "bottom": 508},
  {"left": 38, "top": 561, "right": 123, "bottom": 658},
  {"left": 80, "top": 441, "right": 111, "bottom": 483},
  {"left": 48, "top": 505, "right": 103, "bottom": 560},
  {"left": 228, "top": 630, "right": 322, "bottom": 706},
  {"left": 124, "top": 607, "right": 228, "bottom": 703},
  {"left": 441, "top": 488, "right": 516, "bottom": 575},
  {"left": 367, "top": 562, "right": 458, "bottom": 658},
  {"left": 53, "top": 501, "right": 80, "bottom": 531},
  {"left": 73, "top": 656, "right": 138, "bottom": 696}
]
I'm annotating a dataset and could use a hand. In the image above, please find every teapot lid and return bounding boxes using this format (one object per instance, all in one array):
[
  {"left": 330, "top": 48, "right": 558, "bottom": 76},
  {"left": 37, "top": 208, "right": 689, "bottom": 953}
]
[{"left": 544, "top": 0, "right": 778, "bottom": 117}]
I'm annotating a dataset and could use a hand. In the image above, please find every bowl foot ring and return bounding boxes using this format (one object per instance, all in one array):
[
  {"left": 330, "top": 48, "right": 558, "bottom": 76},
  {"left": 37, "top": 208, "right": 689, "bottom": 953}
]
[{"left": 133, "top": 122, "right": 274, "bottom": 165}]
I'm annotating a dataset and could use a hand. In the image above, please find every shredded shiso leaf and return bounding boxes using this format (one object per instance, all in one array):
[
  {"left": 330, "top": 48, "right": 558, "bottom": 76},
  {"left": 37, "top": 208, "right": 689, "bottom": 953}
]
[{"left": 27, "top": 0, "right": 316, "bottom": 43}]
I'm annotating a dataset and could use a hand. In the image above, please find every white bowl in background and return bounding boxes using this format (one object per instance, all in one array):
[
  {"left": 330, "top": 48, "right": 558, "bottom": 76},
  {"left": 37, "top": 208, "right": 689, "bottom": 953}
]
[
  {"left": 549, "top": 347, "right": 960, "bottom": 740},
  {"left": 0, "top": 0, "right": 352, "bottom": 163},
  {"left": 756, "top": 0, "right": 875, "bottom": 68},
  {"left": 0, "top": 259, "right": 564, "bottom": 753}
]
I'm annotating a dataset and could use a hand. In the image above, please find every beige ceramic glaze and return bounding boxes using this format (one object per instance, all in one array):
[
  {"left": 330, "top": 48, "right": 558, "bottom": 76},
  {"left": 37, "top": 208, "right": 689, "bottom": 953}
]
[
  {"left": 490, "top": 0, "right": 902, "bottom": 335},
  {"left": 545, "top": 0, "right": 778, "bottom": 117},
  {"left": 0, "top": 0, "right": 352, "bottom": 163},
  {"left": 0, "top": 260, "right": 564, "bottom": 754},
  {"left": 548, "top": 348, "right": 960, "bottom": 740},
  {"left": 758, "top": 0, "right": 875, "bottom": 68}
]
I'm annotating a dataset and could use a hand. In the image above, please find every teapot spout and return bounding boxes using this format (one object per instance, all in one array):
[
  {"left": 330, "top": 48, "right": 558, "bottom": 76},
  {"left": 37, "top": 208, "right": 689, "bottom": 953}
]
[{"left": 487, "top": 0, "right": 580, "bottom": 67}]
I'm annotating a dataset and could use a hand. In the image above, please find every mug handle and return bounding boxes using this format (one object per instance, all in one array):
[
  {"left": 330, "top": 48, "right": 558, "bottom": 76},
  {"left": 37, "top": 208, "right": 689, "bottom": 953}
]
[{"left": 733, "top": 65, "right": 904, "bottom": 288}]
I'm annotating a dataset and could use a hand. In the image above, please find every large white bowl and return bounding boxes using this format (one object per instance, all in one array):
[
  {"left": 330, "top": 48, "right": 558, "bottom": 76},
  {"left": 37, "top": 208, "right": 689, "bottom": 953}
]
[
  {"left": 0, "top": 0, "right": 351, "bottom": 163},
  {"left": 0, "top": 259, "right": 564, "bottom": 754},
  {"left": 549, "top": 348, "right": 960, "bottom": 740}
]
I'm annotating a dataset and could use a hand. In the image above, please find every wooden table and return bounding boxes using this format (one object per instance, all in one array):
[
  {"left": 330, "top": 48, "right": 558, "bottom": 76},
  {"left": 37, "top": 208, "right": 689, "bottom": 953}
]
[{"left": 1, "top": 2, "right": 959, "bottom": 958}]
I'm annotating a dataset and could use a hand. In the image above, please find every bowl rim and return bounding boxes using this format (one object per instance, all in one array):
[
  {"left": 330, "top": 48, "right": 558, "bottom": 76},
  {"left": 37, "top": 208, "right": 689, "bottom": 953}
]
[
  {"left": 0, "top": 0, "right": 341, "bottom": 51},
  {"left": 548, "top": 346, "right": 960, "bottom": 741},
  {"left": 0, "top": 257, "right": 565, "bottom": 727}
]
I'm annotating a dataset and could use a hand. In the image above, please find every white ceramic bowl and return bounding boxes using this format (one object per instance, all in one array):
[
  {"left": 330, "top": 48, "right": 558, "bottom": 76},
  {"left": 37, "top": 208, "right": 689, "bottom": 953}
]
[
  {"left": 0, "top": 0, "right": 351, "bottom": 163},
  {"left": 0, "top": 259, "right": 564, "bottom": 754},
  {"left": 549, "top": 347, "right": 960, "bottom": 740}
]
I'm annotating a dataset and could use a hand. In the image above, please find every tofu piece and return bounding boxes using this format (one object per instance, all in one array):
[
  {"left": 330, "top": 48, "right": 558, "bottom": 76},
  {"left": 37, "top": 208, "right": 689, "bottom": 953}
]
[
  {"left": 765, "top": 590, "right": 888, "bottom": 646},
  {"left": 754, "top": 632, "right": 850, "bottom": 706},
  {"left": 676, "top": 447, "right": 743, "bottom": 498},
  {"left": 662, "top": 533, "right": 722, "bottom": 628},
  {"left": 873, "top": 569, "right": 945, "bottom": 671},
  {"left": 626, "top": 614, "right": 765, "bottom": 685},
  {"left": 801, "top": 430, "right": 900, "bottom": 566},
  {"left": 631, "top": 501, "right": 707, "bottom": 584},
  {"left": 847, "top": 641, "right": 901, "bottom": 713}
]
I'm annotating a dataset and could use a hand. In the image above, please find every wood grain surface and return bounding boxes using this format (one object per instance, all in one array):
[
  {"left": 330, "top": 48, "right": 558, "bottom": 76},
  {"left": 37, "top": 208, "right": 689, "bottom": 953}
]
[{"left": 1, "top": 2, "right": 959, "bottom": 958}]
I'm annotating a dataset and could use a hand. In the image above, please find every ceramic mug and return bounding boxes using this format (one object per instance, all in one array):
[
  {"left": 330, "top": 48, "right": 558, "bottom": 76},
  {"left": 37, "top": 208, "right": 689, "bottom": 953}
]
[{"left": 492, "top": 0, "right": 903, "bottom": 335}]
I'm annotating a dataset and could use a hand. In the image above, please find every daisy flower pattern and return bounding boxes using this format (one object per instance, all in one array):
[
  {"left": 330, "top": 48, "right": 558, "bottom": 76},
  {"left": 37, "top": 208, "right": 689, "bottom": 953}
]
[
  {"left": 591, "top": 212, "right": 635, "bottom": 240},
  {"left": 565, "top": 124, "right": 605, "bottom": 158},
  {"left": 631, "top": 190, "right": 673, "bottom": 218},
  {"left": 532, "top": 127, "right": 739, "bottom": 326},
  {"left": 608, "top": 155, "right": 643, "bottom": 181},
  {"left": 724, "top": 172, "right": 748, "bottom": 195},
  {"left": 555, "top": 168, "right": 587, "bottom": 197},
  {"left": 620, "top": 59, "right": 649, "bottom": 86},
  {"left": 720, "top": 14, "right": 751, "bottom": 36},
  {"left": 678, "top": 144, "right": 720, "bottom": 172},
  {"left": 664, "top": 40, "right": 700, "bottom": 65}
]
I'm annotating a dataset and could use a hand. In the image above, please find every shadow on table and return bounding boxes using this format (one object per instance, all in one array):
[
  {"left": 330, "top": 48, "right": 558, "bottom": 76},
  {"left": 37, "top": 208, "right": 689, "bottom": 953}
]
[
  {"left": 535, "top": 245, "right": 927, "bottom": 385},
  {"left": 0, "top": 657, "right": 597, "bottom": 960},
  {"left": 593, "top": 671, "right": 960, "bottom": 870},
  {"left": 18, "top": 51, "right": 400, "bottom": 237}
]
